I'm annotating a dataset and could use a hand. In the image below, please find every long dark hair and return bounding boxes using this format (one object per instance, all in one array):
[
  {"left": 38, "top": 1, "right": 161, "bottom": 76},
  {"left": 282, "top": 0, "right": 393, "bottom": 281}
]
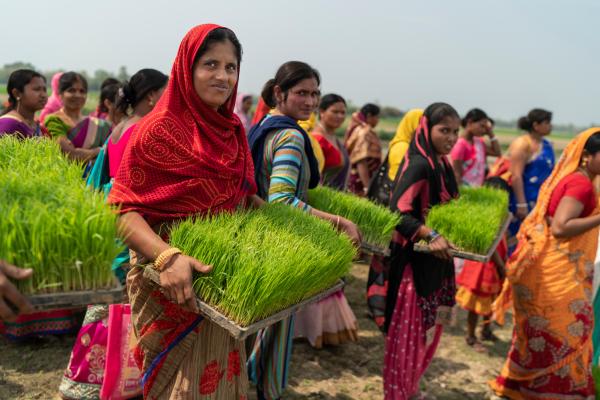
[
  {"left": 3, "top": 69, "right": 46, "bottom": 115},
  {"left": 115, "top": 69, "right": 168, "bottom": 115},
  {"left": 58, "top": 71, "right": 88, "bottom": 93},
  {"left": 261, "top": 61, "right": 320, "bottom": 108},
  {"left": 517, "top": 108, "right": 552, "bottom": 132}
]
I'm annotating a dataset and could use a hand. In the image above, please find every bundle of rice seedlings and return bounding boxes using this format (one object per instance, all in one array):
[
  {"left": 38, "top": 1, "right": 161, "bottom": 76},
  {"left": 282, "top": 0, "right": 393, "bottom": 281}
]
[
  {"left": 0, "top": 137, "right": 122, "bottom": 294},
  {"left": 425, "top": 186, "right": 509, "bottom": 254},
  {"left": 308, "top": 185, "right": 400, "bottom": 248},
  {"left": 169, "top": 203, "right": 356, "bottom": 326}
]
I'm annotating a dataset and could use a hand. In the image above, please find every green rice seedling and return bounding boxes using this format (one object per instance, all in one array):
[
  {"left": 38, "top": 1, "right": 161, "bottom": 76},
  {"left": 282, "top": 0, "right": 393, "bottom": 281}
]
[
  {"left": 425, "top": 186, "right": 509, "bottom": 254},
  {"left": 169, "top": 203, "right": 355, "bottom": 326},
  {"left": 0, "top": 136, "right": 122, "bottom": 294},
  {"left": 308, "top": 185, "right": 401, "bottom": 247}
]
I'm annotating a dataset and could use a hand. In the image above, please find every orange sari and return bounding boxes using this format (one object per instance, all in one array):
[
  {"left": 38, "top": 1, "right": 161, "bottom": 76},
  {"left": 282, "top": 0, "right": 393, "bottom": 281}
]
[{"left": 491, "top": 127, "right": 600, "bottom": 399}]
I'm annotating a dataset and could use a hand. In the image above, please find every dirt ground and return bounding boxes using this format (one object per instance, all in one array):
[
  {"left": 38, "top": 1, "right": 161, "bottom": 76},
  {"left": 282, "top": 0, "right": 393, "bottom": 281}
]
[{"left": 0, "top": 262, "right": 513, "bottom": 400}]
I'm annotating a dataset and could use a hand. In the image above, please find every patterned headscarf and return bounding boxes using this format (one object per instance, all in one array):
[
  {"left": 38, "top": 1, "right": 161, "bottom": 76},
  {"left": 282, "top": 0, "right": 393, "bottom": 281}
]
[{"left": 108, "top": 24, "right": 256, "bottom": 225}]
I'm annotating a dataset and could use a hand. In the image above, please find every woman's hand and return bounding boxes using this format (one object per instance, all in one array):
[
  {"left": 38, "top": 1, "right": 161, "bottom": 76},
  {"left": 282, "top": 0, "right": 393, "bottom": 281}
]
[
  {"left": 159, "top": 254, "right": 212, "bottom": 313},
  {"left": 0, "top": 261, "right": 33, "bottom": 322},
  {"left": 338, "top": 217, "right": 362, "bottom": 247},
  {"left": 429, "top": 235, "right": 454, "bottom": 261},
  {"left": 515, "top": 205, "right": 529, "bottom": 220}
]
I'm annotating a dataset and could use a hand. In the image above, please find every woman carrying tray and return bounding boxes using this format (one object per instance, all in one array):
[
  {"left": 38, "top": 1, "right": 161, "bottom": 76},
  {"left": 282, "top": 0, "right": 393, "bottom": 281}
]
[
  {"left": 384, "top": 102, "right": 460, "bottom": 399},
  {"left": 491, "top": 128, "right": 600, "bottom": 399},
  {"left": 44, "top": 72, "right": 111, "bottom": 164},
  {"left": 450, "top": 108, "right": 506, "bottom": 350},
  {"left": 58, "top": 68, "right": 168, "bottom": 400},
  {"left": 248, "top": 61, "right": 361, "bottom": 399},
  {"left": 107, "top": 24, "right": 259, "bottom": 399},
  {"left": 489, "top": 108, "right": 554, "bottom": 253}
]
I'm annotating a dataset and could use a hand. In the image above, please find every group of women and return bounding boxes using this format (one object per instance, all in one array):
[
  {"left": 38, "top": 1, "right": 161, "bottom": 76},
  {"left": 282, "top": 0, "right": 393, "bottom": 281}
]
[{"left": 1, "top": 22, "right": 600, "bottom": 400}]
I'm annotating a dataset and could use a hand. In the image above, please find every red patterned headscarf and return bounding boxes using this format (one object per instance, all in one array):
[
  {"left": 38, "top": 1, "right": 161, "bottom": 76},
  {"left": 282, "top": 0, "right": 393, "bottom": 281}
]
[{"left": 108, "top": 24, "right": 256, "bottom": 225}]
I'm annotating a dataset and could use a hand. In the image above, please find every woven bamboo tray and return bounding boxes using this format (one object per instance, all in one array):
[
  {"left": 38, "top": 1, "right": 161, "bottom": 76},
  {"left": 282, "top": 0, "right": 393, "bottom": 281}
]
[
  {"left": 25, "top": 280, "right": 124, "bottom": 311},
  {"left": 143, "top": 267, "right": 344, "bottom": 340},
  {"left": 414, "top": 212, "right": 513, "bottom": 262}
]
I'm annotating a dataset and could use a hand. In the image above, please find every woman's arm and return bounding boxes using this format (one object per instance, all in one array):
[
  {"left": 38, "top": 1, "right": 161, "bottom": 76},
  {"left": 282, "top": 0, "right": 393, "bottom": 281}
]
[
  {"left": 56, "top": 136, "right": 101, "bottom": 162},
  {"left": 356, "top": 160, "right": 372, "bottom": 195},
  {"left": 268, "top": 130, "right": 361, "bottom": 244},
  {"left": 485, "top": 134, "right": 502, "bottom": 157},
  {"left": 117, "top": 211, "right": 211, "bottom": 312},
  {"left": 508, "top": 138, "right": 531, "bottom": 219},
  {"left": 551, "top": 196, "right": 600, "bottom": 238},
  {"left": 0, "top": 261, "right": 33, "bottom": 322}
]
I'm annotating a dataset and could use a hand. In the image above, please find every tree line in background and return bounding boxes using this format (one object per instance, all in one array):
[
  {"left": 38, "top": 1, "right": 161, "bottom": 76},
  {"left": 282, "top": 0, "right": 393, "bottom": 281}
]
[{"left": 0, "top": 62, "right": 586, "bottom": 133}]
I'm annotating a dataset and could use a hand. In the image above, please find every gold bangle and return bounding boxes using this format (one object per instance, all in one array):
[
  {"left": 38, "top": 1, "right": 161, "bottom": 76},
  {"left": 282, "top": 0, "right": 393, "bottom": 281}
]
[{"left": 154, "top": 247, "right": 182, "bottom": 271}]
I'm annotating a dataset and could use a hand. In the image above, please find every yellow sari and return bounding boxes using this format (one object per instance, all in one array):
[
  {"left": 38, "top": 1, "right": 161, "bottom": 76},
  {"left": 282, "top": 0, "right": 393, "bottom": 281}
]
[
  {"left": 387, "top": 109, "right": 423, "bottom": 180},
  {"left": 491, "top": 127, "right": 600, "bottom": 399}
]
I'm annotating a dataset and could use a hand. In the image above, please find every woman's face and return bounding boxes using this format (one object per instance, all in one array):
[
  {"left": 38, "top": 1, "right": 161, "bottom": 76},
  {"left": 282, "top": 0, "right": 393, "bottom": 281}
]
[
  {"left": 60, "top": 79, "right": 87, "bottom": 111},
  {"left": 275, "top": 77, "right": 320, "bottom": 121},
  {"left": 365, "top": 113, "right": 380, "bottom": 128},
  {"left": 533, "top": 120, "right": 552, "bottom": 136},
  {"left": 15, "top": 76, "right": 47, "bottom": 112},
  {"left": 430, "top": 116, "right": 460, "bottom": 155},
  {"left": 466, "top": 119, "right": 488, "bottom": 137},
  {"left": 584, "top": 151, "right": 600, "bottom": 176},
  {"left": 242, "top": 96, "right": 252, "bottom": 114},
  {"left": 320, "top": 101, "right": 346, "bottom": 130},
  {"left": 193, "top": 40, "right": 239, "bottom": 110}
]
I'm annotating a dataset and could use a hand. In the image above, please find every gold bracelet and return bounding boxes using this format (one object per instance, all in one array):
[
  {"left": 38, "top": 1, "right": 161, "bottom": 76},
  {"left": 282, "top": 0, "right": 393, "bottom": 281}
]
[{"left": 154, "top": 247, "right": 182, "bottom": 271}]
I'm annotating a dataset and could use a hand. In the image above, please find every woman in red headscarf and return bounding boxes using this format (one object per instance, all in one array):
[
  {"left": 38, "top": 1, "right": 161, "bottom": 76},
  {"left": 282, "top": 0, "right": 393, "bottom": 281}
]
[{"left": 108, "top": 24, "right": 258, "bottom": 399}]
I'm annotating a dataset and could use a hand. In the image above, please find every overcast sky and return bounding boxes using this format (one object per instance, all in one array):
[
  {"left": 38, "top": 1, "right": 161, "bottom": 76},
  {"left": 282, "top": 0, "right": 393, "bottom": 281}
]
[{"left": 5, "top": 0, "right": 599, "bottom": 125}]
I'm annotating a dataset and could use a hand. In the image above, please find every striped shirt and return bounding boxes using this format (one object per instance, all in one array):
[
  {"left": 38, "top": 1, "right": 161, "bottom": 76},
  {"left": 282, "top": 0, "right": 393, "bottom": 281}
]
[{"left": 256, "top": 127, "right": 313, "bottom": 212}]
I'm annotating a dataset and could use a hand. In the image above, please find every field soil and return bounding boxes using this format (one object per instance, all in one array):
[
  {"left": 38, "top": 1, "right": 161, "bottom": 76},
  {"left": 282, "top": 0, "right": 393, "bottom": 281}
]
[{"left": 1, "top": 262, "right": 513, "bottom": 399}]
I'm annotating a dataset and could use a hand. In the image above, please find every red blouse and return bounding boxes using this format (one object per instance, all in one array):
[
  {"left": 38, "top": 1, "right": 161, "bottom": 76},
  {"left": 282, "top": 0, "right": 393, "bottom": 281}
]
[
  {"left": 314, "top": 134, "right": 342, "bottom": 168},
  {"left": 547, "top": 172, "right": 597, "bottom": 218}
]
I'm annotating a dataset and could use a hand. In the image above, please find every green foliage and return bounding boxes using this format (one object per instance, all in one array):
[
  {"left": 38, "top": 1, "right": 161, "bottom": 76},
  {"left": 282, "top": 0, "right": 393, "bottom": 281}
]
[
  {"left": 425, "top": 186, "right": 509, "bottom": 254},
  {"left": 0, "top": 137, "right": 122, "bottom": 294},
  {"left": 308, "top": 185, "right": 400, "bottom": 247},
  {"left": 169, "top": 203, "right": 356, "bottom": 326}
]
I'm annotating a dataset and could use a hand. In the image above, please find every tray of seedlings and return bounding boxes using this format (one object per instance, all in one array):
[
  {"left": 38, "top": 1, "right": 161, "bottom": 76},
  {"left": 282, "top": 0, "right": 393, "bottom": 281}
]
[
  {"left": 143, "top": 203, "right": 355, "bottom": 340},
  {"left": 308, "top": 186, "right": 398, "bottom": 258},
  {"left": 413, "top": 186, "right": 511, "bottom": 262},
  {"left": 0, "top": 137, "right": 125, "bottom": 311}
]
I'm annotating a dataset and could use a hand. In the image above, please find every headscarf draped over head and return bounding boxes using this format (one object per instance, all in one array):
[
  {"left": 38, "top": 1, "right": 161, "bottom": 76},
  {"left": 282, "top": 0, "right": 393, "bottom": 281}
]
[
  {"left": 387, "top": 108, "right": 424, "bottom": 180},
  {"left": 385, "top": 104, "right": 459, "bottom": 333},
  {"left": 493, "top": 127, "right": 600, "bottom": 323},
  {"left": 40, "top": 72, "right": 63, "bottom": 123},
  {"left": 108, "top": 24, "right": 256, "bottom": 225},
  {"left": 391, "top": 112, "right": 459, "bottom": 214}
]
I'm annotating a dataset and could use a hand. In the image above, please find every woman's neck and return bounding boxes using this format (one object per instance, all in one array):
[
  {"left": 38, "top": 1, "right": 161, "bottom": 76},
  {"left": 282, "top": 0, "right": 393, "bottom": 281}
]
[
  {"left": 528, "top": 131, "right": 543, "bottom": 142},
  {"left": 13, "top": 106, "right": 35, "bottom": 125},
  {"left": 61, "top": 106, "right": 81, "bottom": 122},
  {"left": 319, "top": 122, "right": 337, "bottom": 136},
  {"left": 463, "top": 129, "right": 475, "bottom": 142}
]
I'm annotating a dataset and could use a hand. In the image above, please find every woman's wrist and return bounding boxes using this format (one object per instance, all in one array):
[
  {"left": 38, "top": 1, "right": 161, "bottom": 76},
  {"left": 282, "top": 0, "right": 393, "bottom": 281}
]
[{"left": 154, "top": 247, "right": 183, "bottom": 271}]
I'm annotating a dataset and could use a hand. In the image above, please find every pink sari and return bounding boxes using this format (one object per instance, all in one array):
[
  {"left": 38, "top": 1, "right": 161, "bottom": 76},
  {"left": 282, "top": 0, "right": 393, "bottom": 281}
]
[{"left": 383, "top": 266, "right": 443, "bottom": 399}]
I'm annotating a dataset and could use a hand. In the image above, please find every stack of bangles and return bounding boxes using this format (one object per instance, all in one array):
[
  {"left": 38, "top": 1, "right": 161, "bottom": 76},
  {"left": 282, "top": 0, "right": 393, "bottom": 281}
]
[
  {"left": 516, "top": 203, "right": 528, "bottom": 209},
  {"left": 153, "top": 247, "right": 182, "bottom": 271}
]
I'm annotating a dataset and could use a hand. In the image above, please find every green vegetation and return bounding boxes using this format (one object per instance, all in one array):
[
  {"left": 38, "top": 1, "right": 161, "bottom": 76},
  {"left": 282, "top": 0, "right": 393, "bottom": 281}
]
[
  {"left": 169, "top": 203, "right": 355, "bottom": 326},
  {"left": 425, "top": 186, "right": 509, "bottom": 254},
  {"left": 0, "top": 137, "right": 122, "bottom": 294},
  {"left": 308, "top": 185, "right": 400, "bottom": 248}
]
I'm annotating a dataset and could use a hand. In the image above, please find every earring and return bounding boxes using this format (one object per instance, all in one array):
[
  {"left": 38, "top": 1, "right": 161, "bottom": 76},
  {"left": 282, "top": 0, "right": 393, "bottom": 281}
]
[
  {"left": 149, "top": 100, "right": 154, "bottom": 107},
  {"left": 16, "top": 97, "right": 20, "bottom": 102},
  {"left": 582, "top": 159, "right": 588, "bottom": 168}
]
